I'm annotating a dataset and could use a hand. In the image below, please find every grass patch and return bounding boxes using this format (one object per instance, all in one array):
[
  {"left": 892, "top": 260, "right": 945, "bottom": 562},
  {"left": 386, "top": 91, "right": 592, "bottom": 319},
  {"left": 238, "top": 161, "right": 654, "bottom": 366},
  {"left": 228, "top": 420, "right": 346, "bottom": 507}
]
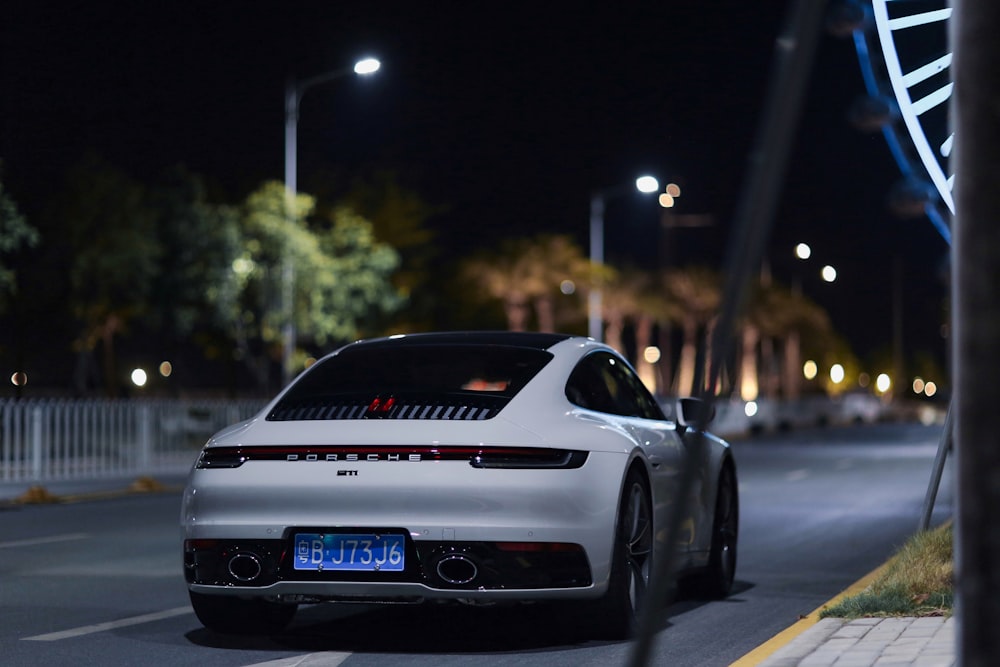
[{"left": 820, "top": 521, "right": 953, "bottom": 619}]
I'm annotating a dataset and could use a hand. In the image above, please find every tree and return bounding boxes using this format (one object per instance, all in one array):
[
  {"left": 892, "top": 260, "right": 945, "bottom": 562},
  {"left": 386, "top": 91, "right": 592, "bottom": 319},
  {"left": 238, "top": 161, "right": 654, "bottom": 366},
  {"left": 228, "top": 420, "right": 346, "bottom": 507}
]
[
  {"left": 146, "top": 165, "right": 242, "bottom": 348},
  {"left": 0, "top": 169, "right": 40, "bottom": 308},
  {"left": 462, "top": 234, "right": 592, "bottom": 332},
  {"left": 661, "top": 267, "right": 722, "bottom": 396},
  {"left": 55, "top": 156, "right": 161, "bottom": 396},
  {"left": 599, "top": 267, "right": 682, "bottom": 393},
  {"left": 743, "top": 280, "right": 833, "bottom": 400},
  {"left": 314, "top": 170, "right": 443, "bottom": 332},
  {"left": 226, "top": 181, "right": 402, "bottom": 390},
  {"left": 148, "top": 167, "right": 240, "bottom": 335}
]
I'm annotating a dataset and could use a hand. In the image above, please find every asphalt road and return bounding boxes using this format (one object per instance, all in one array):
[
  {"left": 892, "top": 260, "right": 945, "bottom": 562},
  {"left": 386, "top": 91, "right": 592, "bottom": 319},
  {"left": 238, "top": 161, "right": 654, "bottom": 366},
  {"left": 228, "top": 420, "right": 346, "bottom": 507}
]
[{"left": 0, "top": 422, "right": 953, "bottom": 667}]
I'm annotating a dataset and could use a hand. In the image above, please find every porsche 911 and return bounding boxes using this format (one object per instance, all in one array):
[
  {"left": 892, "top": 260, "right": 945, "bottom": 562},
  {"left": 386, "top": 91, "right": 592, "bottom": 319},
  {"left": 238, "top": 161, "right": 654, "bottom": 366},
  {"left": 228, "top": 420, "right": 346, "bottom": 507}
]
[{"left": 181, "top": 331, "right": 738, "bottom": 638}]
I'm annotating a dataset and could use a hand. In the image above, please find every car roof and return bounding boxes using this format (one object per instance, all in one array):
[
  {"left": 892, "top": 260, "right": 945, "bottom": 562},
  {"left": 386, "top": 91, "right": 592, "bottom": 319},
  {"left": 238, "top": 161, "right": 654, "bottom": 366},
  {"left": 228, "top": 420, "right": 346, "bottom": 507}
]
[{"left": 345, "top": 331, "right": 576, "bottom": 351}]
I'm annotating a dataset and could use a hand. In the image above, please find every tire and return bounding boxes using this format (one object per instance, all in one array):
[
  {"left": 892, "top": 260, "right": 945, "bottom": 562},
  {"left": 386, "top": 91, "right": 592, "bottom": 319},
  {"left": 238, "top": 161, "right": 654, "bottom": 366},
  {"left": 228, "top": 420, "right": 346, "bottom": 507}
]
[
  {"left": 687, "top": 463, "right": 738, "bottom": 599},
  {"left": 189, "top": 591, "right": 297, "bottom": 635},
  {"left": 589, "top": 468, "right": 653, "bottom": 640}
]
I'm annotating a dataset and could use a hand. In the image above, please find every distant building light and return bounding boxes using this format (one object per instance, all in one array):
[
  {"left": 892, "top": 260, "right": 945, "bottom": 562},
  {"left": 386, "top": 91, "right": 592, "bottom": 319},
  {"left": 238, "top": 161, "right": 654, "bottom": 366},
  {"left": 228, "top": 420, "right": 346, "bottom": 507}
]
[
  {"left": 803, "top": 360, "right": 818, "bottom": 380},
  {"left": 924, "top": 382, "right": 938, "bottom": 397},
  {"left": 159, "top": 361, "right": 173, "bottom": 378},
  {"left": 560, "top": 279, "right": 576, "bottom": 295},
  {"left": 11, "top": 371, "right": 28, "bottom": 387},
  {"left": 876, "top": 373, "right": 892, "bottom": 394},
  {"left": 744, "top": 401, "right": 759, "bottom": 418},
  {"left": 821, "top": 265, "right": 837, "bottom": 282},
  {"left": 858, "top": 372, "right": 871, "bottom": 388},
  {"left": 643, "top": 346, "right": 661, "bottom": 364},
  {"left": 912, "top": 377, "right": 925, "bottom": 394},
  {"left": 830, "top": 364, "right": 845, "bottom": 384},
  {"left": 658, "top": 193, "right": 675, "bottom": 208},
  {"left": 795, "top": 243, "right": 812, "bottom": 260}
]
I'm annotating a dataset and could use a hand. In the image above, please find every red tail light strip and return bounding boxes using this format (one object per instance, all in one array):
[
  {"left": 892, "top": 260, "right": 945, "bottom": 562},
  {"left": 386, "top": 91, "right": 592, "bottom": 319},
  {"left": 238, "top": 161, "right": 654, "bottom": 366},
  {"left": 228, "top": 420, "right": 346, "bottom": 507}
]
[{"left": 196, "top": 445, "right": 587, "bottom": 470}]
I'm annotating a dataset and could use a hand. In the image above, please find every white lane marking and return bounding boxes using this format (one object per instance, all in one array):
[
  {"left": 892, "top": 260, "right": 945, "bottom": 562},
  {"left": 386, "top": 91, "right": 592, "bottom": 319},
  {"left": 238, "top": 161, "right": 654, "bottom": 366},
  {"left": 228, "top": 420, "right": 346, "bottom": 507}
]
[
  {"left": 0, "top": 533, "right": 89, "bottom": 549},
  {"left": 22, "top": 606, "right": 192, "bottom": 641},
  {"left": 242, "top": 654, "right": 353, "bottom": 667}
]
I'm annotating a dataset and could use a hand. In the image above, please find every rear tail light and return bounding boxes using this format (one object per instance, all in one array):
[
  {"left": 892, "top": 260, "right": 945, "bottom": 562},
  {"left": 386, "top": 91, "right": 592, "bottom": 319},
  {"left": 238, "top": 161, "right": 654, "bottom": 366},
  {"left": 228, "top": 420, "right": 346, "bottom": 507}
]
[
  {"left": 195, "top": 445, "right": 587, "bottom": 469},
  {"left": 470, "top": 448, "right": 588, "bottom": 469}
]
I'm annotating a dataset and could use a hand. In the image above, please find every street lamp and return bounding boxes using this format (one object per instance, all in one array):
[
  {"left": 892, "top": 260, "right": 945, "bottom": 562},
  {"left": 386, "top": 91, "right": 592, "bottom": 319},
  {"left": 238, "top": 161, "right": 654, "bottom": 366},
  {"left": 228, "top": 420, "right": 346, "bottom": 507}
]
[
  {"left": 282, "top": 57, "right": 380, "bottom": 385},
  {"left": 588, "top": 175, "right": 659, "bottom": 341}
]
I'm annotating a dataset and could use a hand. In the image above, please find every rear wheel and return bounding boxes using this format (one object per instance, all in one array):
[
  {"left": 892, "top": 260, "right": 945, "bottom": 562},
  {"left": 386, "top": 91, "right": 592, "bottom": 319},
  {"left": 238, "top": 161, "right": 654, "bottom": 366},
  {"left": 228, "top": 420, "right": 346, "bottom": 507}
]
[
  {"left": 687, "top": 463, "right": 738, "bottom": 598},
  {"left": 189, "top": 591, "right": 297, "bottom": 635},
  {"left": 590, "top": 468, "right": 653, "bottom": 639}
]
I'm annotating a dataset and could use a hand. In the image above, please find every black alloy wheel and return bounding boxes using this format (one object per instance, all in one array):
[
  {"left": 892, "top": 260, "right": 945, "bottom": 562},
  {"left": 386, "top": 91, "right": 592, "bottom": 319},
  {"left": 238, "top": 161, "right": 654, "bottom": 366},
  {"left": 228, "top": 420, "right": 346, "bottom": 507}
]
[
  {"left": 591, "top": 468, "right": 653, "bottom": 639},
  {"left": 688, "top": 463, "right": 738, "bottom": 599}
]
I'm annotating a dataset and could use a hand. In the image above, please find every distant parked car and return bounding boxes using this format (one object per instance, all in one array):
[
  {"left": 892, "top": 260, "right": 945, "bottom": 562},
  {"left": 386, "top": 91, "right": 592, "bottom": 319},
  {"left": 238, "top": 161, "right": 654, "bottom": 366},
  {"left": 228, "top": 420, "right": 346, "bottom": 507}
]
[
  {"left": 182, "top": 332, "right": 738, "bottom": 638},
  {"left": 834, "top": 391, "right": 885, "bottom": 424}
]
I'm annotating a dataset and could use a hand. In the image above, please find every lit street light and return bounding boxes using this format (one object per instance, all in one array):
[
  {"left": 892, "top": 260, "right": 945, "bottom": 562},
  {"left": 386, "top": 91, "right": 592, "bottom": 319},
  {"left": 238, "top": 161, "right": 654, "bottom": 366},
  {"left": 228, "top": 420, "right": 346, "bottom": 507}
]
[
  {"left": 588, "top": 175, "right": 659, "bottom": 341},
  {"left": 282, "top": 57, "right": 380, "bottom": 385}
]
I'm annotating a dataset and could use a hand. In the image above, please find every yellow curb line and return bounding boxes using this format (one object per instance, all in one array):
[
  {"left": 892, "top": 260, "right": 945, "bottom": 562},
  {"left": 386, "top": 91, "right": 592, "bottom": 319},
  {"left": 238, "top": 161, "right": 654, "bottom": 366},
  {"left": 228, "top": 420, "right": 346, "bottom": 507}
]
[
  {"left": 7, "top": 477, "right": 183, "bottom": 506},
  {"left": 729, "top": 562, "right": 890, "bottom": 667}
]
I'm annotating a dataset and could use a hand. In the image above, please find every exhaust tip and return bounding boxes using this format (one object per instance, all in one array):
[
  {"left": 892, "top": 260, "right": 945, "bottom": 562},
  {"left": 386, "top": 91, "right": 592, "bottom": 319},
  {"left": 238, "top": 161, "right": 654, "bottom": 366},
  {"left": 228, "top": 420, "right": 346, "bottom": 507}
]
[
  {"left": 228, "top": 552, "right": 263, "bottom": 582},
  {"left": 436, "top": 553, "right": 479, "bottom": 585}
]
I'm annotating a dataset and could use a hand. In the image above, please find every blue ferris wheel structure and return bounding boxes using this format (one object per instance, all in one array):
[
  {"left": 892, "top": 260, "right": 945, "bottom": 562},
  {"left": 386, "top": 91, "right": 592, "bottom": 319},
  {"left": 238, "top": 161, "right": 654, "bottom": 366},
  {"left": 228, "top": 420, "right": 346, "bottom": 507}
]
[{"left": 846, "top": 0, "right": 952, "bottom": 244}]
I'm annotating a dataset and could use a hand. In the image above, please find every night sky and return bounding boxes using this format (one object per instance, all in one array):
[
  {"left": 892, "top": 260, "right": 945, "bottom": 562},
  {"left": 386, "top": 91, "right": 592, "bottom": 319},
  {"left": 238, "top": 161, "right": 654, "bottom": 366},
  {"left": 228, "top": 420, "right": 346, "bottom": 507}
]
[{"left": 1, "top": 1, "right": 951, "bottom": 373}]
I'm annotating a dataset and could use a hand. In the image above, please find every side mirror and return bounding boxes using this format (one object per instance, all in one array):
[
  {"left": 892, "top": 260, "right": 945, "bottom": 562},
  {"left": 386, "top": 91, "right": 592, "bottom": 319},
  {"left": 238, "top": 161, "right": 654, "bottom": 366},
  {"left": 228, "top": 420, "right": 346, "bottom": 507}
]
[{"left": 677, "top": 397, "right": 715, "bottom": 431}]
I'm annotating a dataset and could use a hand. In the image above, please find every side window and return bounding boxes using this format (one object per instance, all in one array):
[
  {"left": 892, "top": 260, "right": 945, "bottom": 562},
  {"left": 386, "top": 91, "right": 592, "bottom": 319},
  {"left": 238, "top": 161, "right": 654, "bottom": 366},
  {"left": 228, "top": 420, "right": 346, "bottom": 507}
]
[
  {"left": 565, "top": 354, "right": 617, "bottom": 413},
  {"left": 566, "top": 352, "right": 665, "bottom": 420},
  {"left": 610, "top": 359, "right": 666, "bottom": 421}
]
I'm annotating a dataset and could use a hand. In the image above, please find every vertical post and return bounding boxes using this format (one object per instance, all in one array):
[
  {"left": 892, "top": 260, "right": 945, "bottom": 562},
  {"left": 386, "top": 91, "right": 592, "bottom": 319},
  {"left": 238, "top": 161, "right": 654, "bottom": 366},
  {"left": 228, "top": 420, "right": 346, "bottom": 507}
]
[
  {"left": 630, "top": 0, "right": 825, "bottom": 665},
  {"left": 952, "top": 0, "right": 1000, "bottom": 663},
  {"left": 892, "top": 255, "right": 904, "bottom": 400},
  {"left": 588, "top": 194, "right": 605, "bottom": 341},
  {"left": 137, "top": 403, "right": 152, "bottom": 473},
  {"left": 30, "top": 406, "right": 43, "bottom": 480},
  {"left": 282, "top": 79, "right": 299, "bottom": 388}
]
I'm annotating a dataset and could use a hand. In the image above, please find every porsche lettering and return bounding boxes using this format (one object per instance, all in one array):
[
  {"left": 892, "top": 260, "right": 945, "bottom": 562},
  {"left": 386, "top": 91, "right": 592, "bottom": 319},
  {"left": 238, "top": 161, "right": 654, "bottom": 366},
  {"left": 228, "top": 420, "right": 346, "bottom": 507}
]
[{"left": 285, "top": 453, "right": 423, "bottom": 462}]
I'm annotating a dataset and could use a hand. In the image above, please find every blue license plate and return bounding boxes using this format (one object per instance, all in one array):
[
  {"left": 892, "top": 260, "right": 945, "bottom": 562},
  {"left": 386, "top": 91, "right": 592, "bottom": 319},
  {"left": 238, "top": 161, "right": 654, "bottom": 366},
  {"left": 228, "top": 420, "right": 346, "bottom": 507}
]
[{"left": 293, "top": 533, "right": 405, "bottom": 572}]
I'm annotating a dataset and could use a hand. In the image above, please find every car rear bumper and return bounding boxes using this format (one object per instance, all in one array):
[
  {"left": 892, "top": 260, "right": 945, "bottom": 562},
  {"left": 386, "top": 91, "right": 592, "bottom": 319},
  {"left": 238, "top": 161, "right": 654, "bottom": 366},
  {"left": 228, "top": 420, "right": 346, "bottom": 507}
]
[
  {"left": 184, "top": 536, "right": 596, "bottom": 600},
  {"left": 181, "top": 451, "right": 628, "bottom": 599}
]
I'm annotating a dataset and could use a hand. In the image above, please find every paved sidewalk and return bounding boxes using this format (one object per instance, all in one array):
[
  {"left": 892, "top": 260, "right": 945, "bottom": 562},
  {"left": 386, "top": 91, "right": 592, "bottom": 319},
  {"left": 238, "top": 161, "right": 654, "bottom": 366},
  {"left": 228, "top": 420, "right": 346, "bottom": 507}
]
[{"left": 756, "top": 616, "right": 955, "bottom": 667}]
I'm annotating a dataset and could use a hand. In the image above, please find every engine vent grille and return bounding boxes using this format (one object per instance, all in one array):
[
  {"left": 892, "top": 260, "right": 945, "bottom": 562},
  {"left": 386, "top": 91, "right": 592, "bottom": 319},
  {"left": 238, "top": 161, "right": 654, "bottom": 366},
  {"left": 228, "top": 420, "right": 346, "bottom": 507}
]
[{"left": 267, "top": 394, "right": 507, "bottom": 422}]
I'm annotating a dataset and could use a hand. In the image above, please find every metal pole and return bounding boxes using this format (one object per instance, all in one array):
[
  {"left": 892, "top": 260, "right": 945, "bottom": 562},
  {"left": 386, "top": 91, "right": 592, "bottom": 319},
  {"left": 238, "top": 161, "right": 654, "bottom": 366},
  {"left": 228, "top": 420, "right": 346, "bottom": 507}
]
[
  {"left": 279, "top": 62, "right": 378, "bottom": 386},
  {"left": 282, "top": 79, "right": 298, "bottom": 388},
  {"left": 919, "top": 401, "right": 952, "bottom": 532},
  {"left": 629, "top": 0, "right": 826, "bottom": 664},
  {"left": 588, "top": 194, "right": 605, "bottom": 341},
  {"left": 952, "top": 0, "right": 1000, "bottom": 663}
]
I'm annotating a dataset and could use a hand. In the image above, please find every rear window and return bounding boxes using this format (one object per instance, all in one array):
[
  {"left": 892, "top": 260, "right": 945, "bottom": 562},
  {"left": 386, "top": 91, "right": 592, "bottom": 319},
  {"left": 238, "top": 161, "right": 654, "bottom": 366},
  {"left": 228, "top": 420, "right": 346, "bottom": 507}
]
[{"left": 267, "top": 344, "right": 553, "bottom": 421}]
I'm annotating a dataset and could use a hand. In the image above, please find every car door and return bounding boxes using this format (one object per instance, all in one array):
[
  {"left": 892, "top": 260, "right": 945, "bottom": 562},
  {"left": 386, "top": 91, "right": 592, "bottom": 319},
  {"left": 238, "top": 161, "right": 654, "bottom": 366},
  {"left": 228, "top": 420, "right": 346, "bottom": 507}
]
[{"left": 565, "top": 352, "right": 691, "bottom": 550}]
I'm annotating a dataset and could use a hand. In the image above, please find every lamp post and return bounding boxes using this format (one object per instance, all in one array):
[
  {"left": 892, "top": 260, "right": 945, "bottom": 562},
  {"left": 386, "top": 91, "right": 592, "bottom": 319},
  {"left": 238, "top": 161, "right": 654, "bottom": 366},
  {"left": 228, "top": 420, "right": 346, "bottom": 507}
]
[
  {"left": 281, "top": 57, "right": 380, "bottom": 385},
  {"left": 588, "top": 175, "right": 660, "bottom": 341}
]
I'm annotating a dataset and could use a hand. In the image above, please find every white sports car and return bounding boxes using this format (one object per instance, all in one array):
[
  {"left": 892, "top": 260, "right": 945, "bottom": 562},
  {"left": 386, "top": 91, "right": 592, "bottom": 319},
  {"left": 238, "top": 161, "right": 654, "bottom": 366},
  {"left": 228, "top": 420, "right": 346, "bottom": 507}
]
[{"left": 181, "top": 332, "right": 738, "bottom": 638}]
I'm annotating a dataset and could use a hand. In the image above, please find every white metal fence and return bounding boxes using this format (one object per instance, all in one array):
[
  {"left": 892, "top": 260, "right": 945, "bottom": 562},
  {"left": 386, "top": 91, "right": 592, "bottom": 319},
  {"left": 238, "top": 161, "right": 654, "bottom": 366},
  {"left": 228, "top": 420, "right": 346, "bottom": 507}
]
[{"left": 0, "top": 398, "right": 263, "bottom": 483}]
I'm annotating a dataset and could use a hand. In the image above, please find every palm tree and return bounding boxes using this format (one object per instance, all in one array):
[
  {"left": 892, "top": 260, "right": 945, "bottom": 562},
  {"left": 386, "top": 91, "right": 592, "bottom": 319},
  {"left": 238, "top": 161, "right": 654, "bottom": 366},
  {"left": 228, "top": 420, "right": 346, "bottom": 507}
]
[
  {"left": 743, "top": 280, "right": 833, "bottom": 400},
  {"left": 599, "top": 267, "right": 646, "bottom": 354},
  {"left": 462, "top": 234, "right": 592, "bottom": 332},
  {"left": 661, "top": 267, "right": 722, "bottom": 396}
]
